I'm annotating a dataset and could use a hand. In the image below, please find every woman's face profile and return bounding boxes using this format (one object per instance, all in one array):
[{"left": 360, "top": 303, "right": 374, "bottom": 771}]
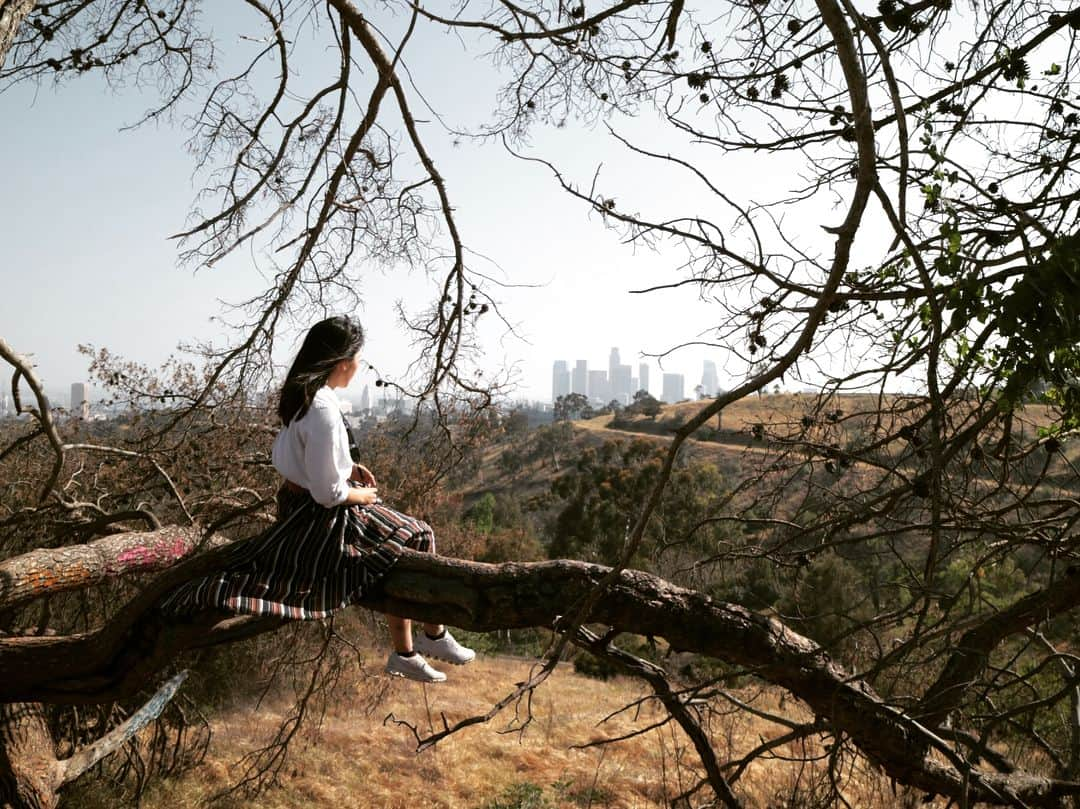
[{"left": 330, "top": 351, "right": 362, "bottom": 388}]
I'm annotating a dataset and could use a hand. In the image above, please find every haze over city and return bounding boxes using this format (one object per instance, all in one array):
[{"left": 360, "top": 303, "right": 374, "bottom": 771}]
[{"left": 0, "top": 3, "right": 756, "bottom": 408}]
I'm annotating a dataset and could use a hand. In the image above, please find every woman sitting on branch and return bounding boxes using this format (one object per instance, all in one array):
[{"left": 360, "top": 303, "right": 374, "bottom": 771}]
[{"left": 162, "top": 315, "right": 474, "bottom": 683}]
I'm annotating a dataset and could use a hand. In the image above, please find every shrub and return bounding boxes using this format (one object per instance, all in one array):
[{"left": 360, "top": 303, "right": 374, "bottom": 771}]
[{"left": 479, "top": 781, "right": 555, "bottom": 809}]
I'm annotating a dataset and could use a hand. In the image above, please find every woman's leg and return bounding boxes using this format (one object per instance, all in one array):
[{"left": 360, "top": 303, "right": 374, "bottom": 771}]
[
  {"left": 388, "top": 615, "right": 444, "bottom": 651},
  {"left": 355, "top": 505, "right": 448, "bottom": 646},
  {"left": 402, "top": 519, "right": 443, "bottom": 636},
  {"left": 385, "top": 613, "right": 447, "bottom": 682},
  {"left": 389, "top": 615, "right": 413, "bottom": 653}
]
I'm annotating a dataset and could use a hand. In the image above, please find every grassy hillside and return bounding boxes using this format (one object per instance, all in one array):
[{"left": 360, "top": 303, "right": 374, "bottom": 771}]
[
  {"left": 66, "top": 638, "right": 944, "bottom": 809},
  {"left": 64, "top": 393, "right": 1068, "bottom": 808}
]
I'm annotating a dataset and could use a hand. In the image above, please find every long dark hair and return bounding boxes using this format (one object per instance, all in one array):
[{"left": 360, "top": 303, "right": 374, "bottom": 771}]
[{"left": 278, "top": 316, "right": 365, "bottom": 425}]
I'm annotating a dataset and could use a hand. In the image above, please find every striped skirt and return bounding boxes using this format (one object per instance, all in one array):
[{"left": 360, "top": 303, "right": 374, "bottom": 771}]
[{"left": 160, "top": 484, "right": 435, "bottom": 620}]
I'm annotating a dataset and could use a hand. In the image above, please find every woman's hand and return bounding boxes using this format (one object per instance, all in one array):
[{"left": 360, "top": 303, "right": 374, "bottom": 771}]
[
  {"left": 346, "top": 486, "right": 379, "bottom": 506},
  {"left": 350, "top": 464, "right": 377, "bottom": 487}
]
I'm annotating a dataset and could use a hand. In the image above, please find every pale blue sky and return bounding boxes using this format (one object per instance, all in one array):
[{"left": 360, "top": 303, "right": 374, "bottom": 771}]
[{"left": 0, "top": 5, "right": 810, "bottom": 406}]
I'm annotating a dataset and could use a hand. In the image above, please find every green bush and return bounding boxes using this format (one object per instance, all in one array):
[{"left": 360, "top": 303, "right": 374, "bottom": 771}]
[
  {"left": 777, "top": 552, "right": 872, "bottom": 661},
  {"left": 465, "top": 491, "right": 497, "bottom": 534},
  {"left": 478, "top": 782, "right": 554, "bottom": 809},
  {"left": 452, "top": 627, "right": 550, "bottom": 658},
  {"left": 476, "top": 779, "right": 615, "bottom": 809}
]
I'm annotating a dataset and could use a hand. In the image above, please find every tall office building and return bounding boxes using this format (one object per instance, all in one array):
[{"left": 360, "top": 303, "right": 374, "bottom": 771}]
[
  {"left": 572, "top": 360, "right": 588, "bottom": 395},
  {"left": 611, "top": 364, "right": 633, "bottom": 404},
  {"left": 359, "top": 384, "right": 371, "bottom": 413},
  {"left": 662, "top": 373, "right": 685, "bottom": 403},
  {"left": 588, "top": 370, "right": 609, "bottom": 403},
  {"left": 638, "top": 363, "right": 650, "bottom": 395},
  {"left": 609, "top": 347, "right": 621, "bottom": 382},
  {"left": 552, "top": 360, "right": 571, "bottom": 402},
  {"left": 702, "top": 360, "right": 719, "bottom": 397},
  {"left": 0, "top": 391, "right": 9, "bottom": 416},
  {"left": 70, "top": 383, "right": 89, "bottom": 420}
]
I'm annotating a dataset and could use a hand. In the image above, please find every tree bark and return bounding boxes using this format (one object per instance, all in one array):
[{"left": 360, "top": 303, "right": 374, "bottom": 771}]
[
  {"left": 0, "top": 703, "right": 58, "bottom": 809},
  {"left": 0, "top": 527, "right": 207, "bottom": 614},
  {"left": 0, "top": 0, "right": 36, "bottom": 71}
]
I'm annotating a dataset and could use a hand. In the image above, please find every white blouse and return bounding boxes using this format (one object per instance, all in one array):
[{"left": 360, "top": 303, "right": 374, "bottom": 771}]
[{"left": 271, "top": 386, "right": 353, "bottom": 507}]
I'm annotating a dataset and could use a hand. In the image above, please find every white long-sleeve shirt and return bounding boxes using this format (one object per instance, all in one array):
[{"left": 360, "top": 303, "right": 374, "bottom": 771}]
[{"left": 272, "top": 386, "right": 353, "bottom": 507}]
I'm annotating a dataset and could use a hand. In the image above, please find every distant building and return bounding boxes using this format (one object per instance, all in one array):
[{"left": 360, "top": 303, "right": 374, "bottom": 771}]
[
  {"left": 611, "top": 364, "right": 633, "bottom": 404},
  {"left": 359, "top": 384, "right": 371, "bottom": 413},
  {"left": 0, "top": 391, "right": 9, "bottom": 416},
  {"left": 702, "top": 360, "right": 719, "bottom": 397},
  {"left": 552, "top": 360, "right": 571, "bottom": 402},
  {"left": 550, "top": 351, "right": 682, "bottom": 403},
  {"left": 662, "top": 373, "right": 685, "bottom": 403},
  {"left": 70, "top": 382, "right": 89, "bottom": 420},
  {"left": 572, "top": 360, "right": 588, "bottom": 396},
  {"left": 588, "top": 370, "right": 609, "bottom": 403}
]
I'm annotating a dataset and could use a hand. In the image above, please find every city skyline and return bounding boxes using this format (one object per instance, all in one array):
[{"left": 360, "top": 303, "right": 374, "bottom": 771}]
[
  {"left": 550, "top": 348, "right": 726, "bottom": 404},
  {"left": 4, "top": 345, "right": 726, "bottom": 421}
]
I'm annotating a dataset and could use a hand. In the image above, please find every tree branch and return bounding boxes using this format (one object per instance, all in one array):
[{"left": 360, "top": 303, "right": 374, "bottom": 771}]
[
  {"left": 0, "top": 549, "right": 1079, "bottom": 805},
  {"left": 571, "top": 624, "right": 742, "bottom": 809},
  {"left": 0, "top": 526, "right": 207, "bottom": 614},
  {"left": 920, "top": 566, "right": 1080, "bottom": 728}
]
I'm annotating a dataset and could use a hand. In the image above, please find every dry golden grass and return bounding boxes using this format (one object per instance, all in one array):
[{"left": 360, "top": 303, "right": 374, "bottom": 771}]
[
  {"left": 575, "top": 393, "right": 1073, "bottom": 497},
  {"left": 68, "top": 643, "right": 949, "bottom": 809},
  {"left": 586, "top": 392, "right": 1059, "bottom": 436}
]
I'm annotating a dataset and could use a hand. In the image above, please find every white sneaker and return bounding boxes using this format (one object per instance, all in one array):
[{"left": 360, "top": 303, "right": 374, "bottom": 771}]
[
  {"left": 413, "top": 630, "right": 476, "bottom": 665},
  {"left": 385, "top": 652, "right": 447, "bottom": 683}
]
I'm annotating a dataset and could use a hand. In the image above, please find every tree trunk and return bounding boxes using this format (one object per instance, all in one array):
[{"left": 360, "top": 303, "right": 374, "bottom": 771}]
[
  {"left": 0, "top": 672, "right": 187, "bottom": 808},
  {"left": 0, "top": 0, "right": 37, "bottom": 70},
  {"left": 0, "top": 703, "right": 59, "bottom": 809}
]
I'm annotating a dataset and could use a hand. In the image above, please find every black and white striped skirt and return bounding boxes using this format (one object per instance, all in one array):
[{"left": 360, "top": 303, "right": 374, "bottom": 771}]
[{"left": 160, "top": 484, "right": 435, "bottom": 620}]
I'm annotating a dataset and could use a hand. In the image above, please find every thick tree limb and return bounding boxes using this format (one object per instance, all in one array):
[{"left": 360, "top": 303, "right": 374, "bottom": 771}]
[
  {"left": 0, "top": 550, "right": 1079, "bottom": 804},
  {"left": 0, "top": 701, "right": 57, "bottom": 809},
  {"left": 0, "top": 527, "right": 207, "bottom": 614},
  {"left": 0, "top": 672, "right": 188, "bottom": 809},
  {"left": 56, "top": 670, "right": 188, "bottom": 784},
  {"left": 0, "top": 0, "right": 35, "bottom": 71},
  {"left": 919, "top": 566, "right": 1080, "bottom": 728}
]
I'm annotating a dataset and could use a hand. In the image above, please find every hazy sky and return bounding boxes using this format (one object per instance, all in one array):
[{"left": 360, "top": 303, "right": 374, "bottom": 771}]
[{"left": 0, "top": 5, "right": 809, "bottom": 406}]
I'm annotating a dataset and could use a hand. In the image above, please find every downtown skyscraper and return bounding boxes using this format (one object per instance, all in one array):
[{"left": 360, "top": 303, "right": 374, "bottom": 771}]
[
  {"left": 702, "top": 360, "right": 719, "bottom": 397},
  {"left": 662, "top": 373, "right": 685, "bottom": 403},
  {"left": 572, "top": 360, "right": 588, "bottom": 395},
  {"left": 552, "top": 360, "right": 571, "bottom": 401}
]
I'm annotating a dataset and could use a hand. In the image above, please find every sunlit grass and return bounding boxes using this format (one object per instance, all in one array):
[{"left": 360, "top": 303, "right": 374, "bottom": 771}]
[{"left": 67, "top": 642, "right": 946, "bottom": 808}]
